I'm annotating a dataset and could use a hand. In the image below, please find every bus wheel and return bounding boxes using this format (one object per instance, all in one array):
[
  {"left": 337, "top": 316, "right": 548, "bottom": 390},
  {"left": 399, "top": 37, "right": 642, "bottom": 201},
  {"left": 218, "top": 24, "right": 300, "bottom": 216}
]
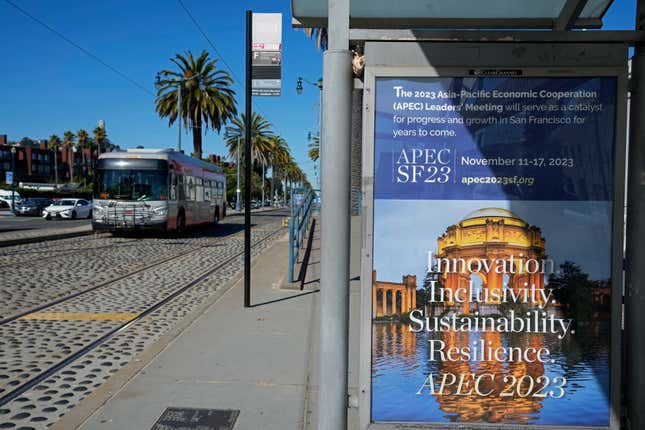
[
  {"left": 214, "top": 208, "right": 220, "bottom": 226},
  {"left": 176, "top": 211, "right": 186, "bottom": 234}
]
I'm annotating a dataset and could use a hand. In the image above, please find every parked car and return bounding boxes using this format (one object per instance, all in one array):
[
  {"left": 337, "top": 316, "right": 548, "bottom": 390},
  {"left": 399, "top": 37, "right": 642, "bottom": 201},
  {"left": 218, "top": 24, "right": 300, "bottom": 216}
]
[
  {"left": 15, "top": 198, "right": 52, "bottom": 216},
  {"left": 0, "top": 190, "right": 23, "bottom": 210},
  {"left": 42, "top": 199, "right": 92, "bottom": 220}
]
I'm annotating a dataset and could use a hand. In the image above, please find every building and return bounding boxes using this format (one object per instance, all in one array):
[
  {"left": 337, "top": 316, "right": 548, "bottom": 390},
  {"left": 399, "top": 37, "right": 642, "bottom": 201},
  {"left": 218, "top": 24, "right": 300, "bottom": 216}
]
[{"left": 0, "top": 135, "right": 97, "bottom": 186}]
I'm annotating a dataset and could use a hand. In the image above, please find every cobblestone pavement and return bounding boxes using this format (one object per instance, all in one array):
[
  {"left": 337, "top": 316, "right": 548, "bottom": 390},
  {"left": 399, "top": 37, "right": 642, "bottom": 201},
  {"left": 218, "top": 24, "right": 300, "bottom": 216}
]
[{"left": 0, "top": 210, "right": 288, "bottom": 429}]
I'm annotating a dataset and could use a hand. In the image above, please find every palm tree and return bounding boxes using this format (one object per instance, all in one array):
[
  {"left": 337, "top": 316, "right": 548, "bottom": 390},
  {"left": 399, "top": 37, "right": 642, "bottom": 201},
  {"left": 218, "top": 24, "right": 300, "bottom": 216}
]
[
  {"left": 77, "top": 129, "right": 90, "bottom": 184},
  {"left": 224, "top": 112, "right": 275, "bottom": 165},
  {"left": 307, "top": 133, "right": 320, "bottom": 162},
  {"left": 267, "top": 136, "right": 290, "bottom": 206},
  {"left": 155, "top": 50, "right": 237, "bottom": 159},
  {"left": 302, "top": 28, "right": 328, "bottom": 51},
  {"left": 63, "top": 131, "right": 75, "bottom": 182},
  {"left": 48, "top": 134, "right": 61, "bottom": 186},
  {"left": 93, "top": 126, "right": 107, "bottom": 156}
]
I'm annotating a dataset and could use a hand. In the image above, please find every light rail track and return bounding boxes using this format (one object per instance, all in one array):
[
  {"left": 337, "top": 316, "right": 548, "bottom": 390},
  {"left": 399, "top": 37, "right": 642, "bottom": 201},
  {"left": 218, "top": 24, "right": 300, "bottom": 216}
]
[{"left": 0, "top": 223, "right": 285, "bottom": 407}]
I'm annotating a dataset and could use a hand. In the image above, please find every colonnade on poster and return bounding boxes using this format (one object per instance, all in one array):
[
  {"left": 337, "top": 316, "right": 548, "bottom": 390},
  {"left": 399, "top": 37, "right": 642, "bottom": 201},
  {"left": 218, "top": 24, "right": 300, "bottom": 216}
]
[{"left": 372, "top": 272, "right": 416, "bottom": 317}]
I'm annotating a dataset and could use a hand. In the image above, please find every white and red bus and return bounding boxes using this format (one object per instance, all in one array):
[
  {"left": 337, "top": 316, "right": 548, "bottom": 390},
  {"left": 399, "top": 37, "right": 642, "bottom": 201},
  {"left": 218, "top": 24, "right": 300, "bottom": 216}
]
[{"left": 92, "top": 148, "right": 226, "bottom": 232}]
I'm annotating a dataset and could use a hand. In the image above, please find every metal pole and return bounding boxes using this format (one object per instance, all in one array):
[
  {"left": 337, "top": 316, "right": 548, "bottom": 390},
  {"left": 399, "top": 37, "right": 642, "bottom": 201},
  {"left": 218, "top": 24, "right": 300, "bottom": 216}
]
[
  {"left": 319, "top": 85, "right": 323, "bottom": 192},
  {"left": 244, "top": 10, "right": 252, "bottom": 308},
  {"left": 10, "top": 149, "right": 15, "bottom": 214},
  {"left": 236, "top": 137, "right": 241, "bottom": 212},
  {"left": 261, "top": 161, "right": 265, "bottom": 208},
  {"left": 317, "top": 0, "right": 352, "bottom": 427},
  {"left": 177, "top": 80, "right": 182, "bottom": 152},
  {"left": 626, "top": 1, "right": 645, "bottom": 428}
]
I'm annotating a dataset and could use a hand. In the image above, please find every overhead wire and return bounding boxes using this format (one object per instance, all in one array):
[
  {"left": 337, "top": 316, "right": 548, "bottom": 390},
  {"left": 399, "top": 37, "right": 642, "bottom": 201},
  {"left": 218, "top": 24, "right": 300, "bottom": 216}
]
[
  {"left": 3, "top": 0, "right": 155, "bottom": 97},
  {"left": 176, "top": 0, "right": 286, "bottom": 138}
]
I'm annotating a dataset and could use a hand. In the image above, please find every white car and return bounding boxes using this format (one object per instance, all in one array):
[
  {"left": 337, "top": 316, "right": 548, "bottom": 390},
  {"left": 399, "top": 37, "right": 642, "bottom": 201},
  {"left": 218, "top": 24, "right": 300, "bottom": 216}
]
[
  {"left": 0, "top": 190, "right": 23, "bottom": 210},
  {"left": 42, "top": 199, "right": 92, "bottom": 220}
]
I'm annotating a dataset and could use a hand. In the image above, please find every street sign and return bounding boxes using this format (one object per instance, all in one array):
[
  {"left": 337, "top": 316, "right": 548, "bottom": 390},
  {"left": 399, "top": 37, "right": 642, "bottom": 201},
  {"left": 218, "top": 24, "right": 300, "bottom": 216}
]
[
  {"left": 252, "top": 13, "right": 282, "bottom": 96},
  {"left": 5, "top": 171, "right": 13, "bottom": 185}
]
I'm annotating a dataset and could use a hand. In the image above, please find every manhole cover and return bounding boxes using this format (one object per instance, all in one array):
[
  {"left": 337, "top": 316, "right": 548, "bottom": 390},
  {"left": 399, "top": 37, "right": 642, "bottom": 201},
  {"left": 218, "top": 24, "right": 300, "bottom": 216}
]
[{"left": 151, "top": 407, "right": 239, "bottom": 430}]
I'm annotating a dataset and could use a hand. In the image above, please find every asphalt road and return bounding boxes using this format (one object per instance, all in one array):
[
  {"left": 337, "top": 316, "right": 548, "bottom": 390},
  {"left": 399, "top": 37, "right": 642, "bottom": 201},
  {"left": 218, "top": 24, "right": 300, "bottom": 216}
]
[{"left": 0, "top": 212, "right": 91, "bottom": 233}]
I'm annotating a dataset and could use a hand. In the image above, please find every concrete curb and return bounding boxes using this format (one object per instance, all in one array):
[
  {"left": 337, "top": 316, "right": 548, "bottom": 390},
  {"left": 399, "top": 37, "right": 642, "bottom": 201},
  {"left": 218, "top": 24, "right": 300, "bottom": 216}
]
[{"left": 0, "top": 226, "right": 96, "bottom": 248}]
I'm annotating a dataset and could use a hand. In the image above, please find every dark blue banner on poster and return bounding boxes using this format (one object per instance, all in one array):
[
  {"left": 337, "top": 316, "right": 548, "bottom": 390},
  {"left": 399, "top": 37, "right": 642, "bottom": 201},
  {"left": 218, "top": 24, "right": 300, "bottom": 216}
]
[
  {"left": 374, "top": 77, "right": 616, "bottom": 201},
  {"left": 371, "top": 77, "right": 617, "bottom": 428}
]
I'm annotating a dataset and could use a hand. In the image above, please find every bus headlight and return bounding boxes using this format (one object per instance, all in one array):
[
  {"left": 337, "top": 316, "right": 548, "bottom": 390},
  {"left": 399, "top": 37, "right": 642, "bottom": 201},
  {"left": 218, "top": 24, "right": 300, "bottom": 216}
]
[{"left": 152, "top": 207, "right": 168, "bottom": 217}]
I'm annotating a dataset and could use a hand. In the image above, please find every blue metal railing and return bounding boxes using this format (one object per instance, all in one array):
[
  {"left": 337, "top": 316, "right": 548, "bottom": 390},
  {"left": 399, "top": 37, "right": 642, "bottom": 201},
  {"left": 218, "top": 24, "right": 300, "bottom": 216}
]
[
  {"left": 289, "top": 188, "right": 315, "bottom": 283},
  {"left": 351, "top": 188, "right": 362, "bottom": 216}
]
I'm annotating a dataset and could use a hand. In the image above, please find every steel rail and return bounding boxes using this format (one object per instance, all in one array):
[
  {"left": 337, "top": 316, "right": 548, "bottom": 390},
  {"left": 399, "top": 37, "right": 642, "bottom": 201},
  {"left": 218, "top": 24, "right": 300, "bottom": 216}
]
[{"left": 0, "top": 224, "right": 285, "bottom": 407}]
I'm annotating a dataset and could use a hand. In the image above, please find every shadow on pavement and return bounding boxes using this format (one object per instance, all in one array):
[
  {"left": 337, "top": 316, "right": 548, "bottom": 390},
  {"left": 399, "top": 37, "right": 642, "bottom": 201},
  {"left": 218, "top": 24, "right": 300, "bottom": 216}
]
[{"left": 250, "top": 289, "right": 319, "bottom": 308}]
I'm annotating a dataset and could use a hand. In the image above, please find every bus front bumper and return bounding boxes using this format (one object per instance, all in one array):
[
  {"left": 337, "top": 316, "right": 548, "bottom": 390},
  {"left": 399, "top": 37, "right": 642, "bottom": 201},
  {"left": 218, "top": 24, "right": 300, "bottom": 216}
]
[{"left": 92, "top": 220, "right": 167, "bottom": 232}]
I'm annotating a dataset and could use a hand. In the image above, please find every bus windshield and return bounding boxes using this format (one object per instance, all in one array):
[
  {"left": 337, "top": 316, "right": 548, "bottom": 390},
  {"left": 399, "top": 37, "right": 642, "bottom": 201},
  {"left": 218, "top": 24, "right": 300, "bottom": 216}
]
[{"left": 95, "top": 170, "right": 167, "bottom": 201}]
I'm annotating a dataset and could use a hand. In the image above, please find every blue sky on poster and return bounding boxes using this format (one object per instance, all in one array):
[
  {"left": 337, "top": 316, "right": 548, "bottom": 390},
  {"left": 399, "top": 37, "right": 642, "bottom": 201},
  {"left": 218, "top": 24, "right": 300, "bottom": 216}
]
[{"left": 0, "top": 1, "right": 636, "bottom": 183}]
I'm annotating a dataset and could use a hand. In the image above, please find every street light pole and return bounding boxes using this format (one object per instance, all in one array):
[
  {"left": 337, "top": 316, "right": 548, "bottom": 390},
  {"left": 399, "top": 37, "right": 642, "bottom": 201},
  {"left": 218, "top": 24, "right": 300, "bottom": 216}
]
[
  {"left": 236, "top": 136, "right": 241, "bottom": 212},
  {"left": 71, "top": 146, "right": 77, "bottom": 183},
  {"left": 10, "top": 146, "right": 16, "bottom": 214},
  {"left": 297, "top": 77, "right": 323, "bottom": 191},
  {"left": 177, "top": 81, "right": 182, "bottom": 153},
  {"left": 261, "top": 161, "right": 265, "bottom": 208}
]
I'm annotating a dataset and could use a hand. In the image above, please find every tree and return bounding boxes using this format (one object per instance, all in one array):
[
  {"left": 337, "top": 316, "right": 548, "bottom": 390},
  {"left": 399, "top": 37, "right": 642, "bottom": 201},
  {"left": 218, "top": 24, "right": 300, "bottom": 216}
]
[
  {"left": 19, "top": 137, "right": 35, "bottom": 146},
  {"left": 48, "top": 134, "right": 61, "bottom": 186},
  {"left": 224, "top": 112, "right": 274, "bottom": 165},
  {"left": 302, "top": 28, "right": 328, "bottom": 51},
  {"left": 283, "top": 156, "right": 307, "bottom": 204},
  {"left": 93, "top": 126, "right": 107, "bottom": 156},
  {"left": 63, "top": 130, "right": 75, "bottom": 182},
  {"left": 77, "top": 129, "right": 90, "bottom": 184},
  {"left": 307, "top": 133, "right": 320, "bottom": 162},
  {"left": 548, "top": 261, "right": 595, "bottom": 322},
  {"left": 269, "top": 136, "right": 290, "bottom": 206},
  {"left": 155, "top": 50, "right": 237, "bottom": 159}
]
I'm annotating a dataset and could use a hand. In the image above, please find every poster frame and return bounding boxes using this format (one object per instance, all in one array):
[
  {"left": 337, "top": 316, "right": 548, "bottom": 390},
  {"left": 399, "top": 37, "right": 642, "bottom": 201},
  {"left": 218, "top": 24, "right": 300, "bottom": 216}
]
[{"left": 358, "top": 45, "right": 628, "bottom": 430}]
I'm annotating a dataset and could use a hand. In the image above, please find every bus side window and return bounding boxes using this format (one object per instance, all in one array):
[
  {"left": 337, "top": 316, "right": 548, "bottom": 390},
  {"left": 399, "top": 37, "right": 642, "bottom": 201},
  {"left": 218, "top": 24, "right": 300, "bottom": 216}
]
[
  {"left": 169, "top": 171, "right": 177, "bottom": 200},
  {"left": 188, "top": 176, "right": 196, "bottom": 201},
  {"left": 178, "top": 174, "right": 185, "bottom": 201},
  {"left": 204, "top": 180, "right": 210, "bottom": 201}
]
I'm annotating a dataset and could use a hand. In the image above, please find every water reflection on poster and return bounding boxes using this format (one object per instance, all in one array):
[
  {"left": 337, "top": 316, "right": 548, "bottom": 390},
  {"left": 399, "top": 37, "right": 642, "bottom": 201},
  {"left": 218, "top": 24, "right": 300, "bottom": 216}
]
[{"left": 371, "top": 77, "right": 616, "bottom": 427}]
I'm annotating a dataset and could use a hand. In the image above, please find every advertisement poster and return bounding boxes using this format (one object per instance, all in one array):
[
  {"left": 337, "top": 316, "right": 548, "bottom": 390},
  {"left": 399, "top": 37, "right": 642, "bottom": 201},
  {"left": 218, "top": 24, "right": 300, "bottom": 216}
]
[{"left": 371, "top": 76, "right": 616, "bottom": 426}]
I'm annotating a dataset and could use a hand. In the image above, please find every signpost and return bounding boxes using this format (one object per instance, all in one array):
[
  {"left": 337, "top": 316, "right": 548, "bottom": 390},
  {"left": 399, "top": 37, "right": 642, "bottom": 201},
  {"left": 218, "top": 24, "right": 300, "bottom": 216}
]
[
  {"left": 251, "top": 13, "right": 282, "bottom": 97},
  {"left": 244, "top": 11, "right": 282, "bottom": 308},
  {"left": 360, "top": 44, "right": 627, "bottom": 430},
  {"left": 5, "top": 171, "right": 13, "bottom": 185}
]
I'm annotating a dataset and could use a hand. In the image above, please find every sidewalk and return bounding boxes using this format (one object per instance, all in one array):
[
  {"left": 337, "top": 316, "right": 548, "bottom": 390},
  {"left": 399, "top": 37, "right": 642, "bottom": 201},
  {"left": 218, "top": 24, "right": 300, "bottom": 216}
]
[
  {"left": 302, "top": 216, "right": 362, "bottom": 429},
  {"left": 53, "top": 215, "right": 363, "bottom": 430},
  {"left": 56, "top": 222, "right": 323, "bottom": 430}
]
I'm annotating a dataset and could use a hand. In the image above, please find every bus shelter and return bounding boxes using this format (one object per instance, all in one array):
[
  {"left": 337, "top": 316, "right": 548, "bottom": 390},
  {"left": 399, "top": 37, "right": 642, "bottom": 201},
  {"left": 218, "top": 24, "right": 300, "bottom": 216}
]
[{"left": 291, "top": 1, "right": 645, "bottom": 429}]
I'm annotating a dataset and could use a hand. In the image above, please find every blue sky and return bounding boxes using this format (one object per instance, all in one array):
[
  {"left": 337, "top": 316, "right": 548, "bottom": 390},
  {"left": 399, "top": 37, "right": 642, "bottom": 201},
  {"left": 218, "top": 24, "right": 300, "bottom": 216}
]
[
  {"left": 0, "top": 0, "right": 323, "bottom": 182},
  {"left": 0, "top": 1, "right": 636, "bottom": 184}
]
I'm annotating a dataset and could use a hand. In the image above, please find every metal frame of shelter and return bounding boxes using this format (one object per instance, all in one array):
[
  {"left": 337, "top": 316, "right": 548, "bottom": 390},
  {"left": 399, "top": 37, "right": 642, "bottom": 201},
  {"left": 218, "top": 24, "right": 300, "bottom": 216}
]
[{"left": 290, "top": 0, "right": 645, "bottom": 429}]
